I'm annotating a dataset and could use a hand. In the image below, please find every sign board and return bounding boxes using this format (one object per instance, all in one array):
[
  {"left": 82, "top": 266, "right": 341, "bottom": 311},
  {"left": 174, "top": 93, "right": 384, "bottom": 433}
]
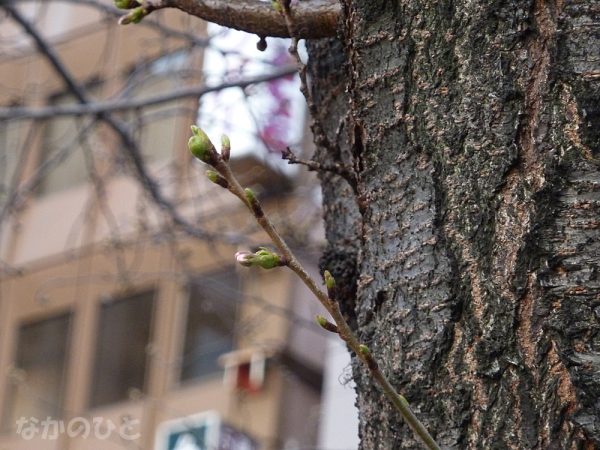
[{"left": 154, "top": 411, "right": 258, "bottom": 450}]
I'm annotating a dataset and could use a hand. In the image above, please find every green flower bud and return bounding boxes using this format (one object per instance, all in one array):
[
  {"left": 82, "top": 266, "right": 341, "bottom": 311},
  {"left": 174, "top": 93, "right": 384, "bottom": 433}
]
[
  {"left": 324, "top": 270, "right": 336, "bottom": 290},
  {"left": 254, "top": 247, "right": 281, "bottom": 269},
  {"left": 315, "top": 315, "right": 339, "bottom": 333},
  {"left": 114, "top": 0, "right": 134, "bottom": 9},
  {"left": 188, "top": 125, "right": 217, "bottom": 164},
  {"left": 206, "top": 170, "right": 218, "bottom": 183},
  {"left": 359, "top": 344, "right": 370, "bottom": 356},
  {"left": 244, "top": 188, "right": 256, "bottom": 204},
  {"left": 244, "top": 188, "right": 264, "bottom": 217},
  {"left": 221, "top": 134, "right": 231, "bottom": 161},
  {"left": 205, "top": 170, "right": 229, "bottom": 188},
  {"left": 271, "top": 0, "right": 283, "bottom": 13},
  {"left": 129, "top": 6, "right": 146, "bottom": 24},
  {"left": 235, "top": 248, "right": 283, "bottom": 270}
]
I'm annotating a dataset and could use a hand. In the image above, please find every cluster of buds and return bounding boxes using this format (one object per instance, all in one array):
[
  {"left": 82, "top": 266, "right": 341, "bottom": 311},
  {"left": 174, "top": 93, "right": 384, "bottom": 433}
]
[
  {"left": 235, "top": 247, "right": 285, "bottom": 270},
  {"left": 183, "top": 125, "right": 439, "bottom": 449},
  {"left": 186, "top": 126, "right": 281, "bottom": 269},
  {"left": 188, "top": 125, "right": 233, "bottom": 167}
]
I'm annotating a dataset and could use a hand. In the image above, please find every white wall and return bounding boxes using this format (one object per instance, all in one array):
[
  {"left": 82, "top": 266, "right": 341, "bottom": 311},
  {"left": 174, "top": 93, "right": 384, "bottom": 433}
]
[{"left": 317, "top": 338, "right": 359, "bottom": 450}]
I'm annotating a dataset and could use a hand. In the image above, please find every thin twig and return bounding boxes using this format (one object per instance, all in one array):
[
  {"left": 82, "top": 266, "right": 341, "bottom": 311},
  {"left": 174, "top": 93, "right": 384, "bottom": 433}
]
[
  {"left": 20, "top": 0, "right": 212, "bottom": 47},
  {"left": 276, "top": 1, "right": 339, "bottom": 158},
  {"left": 195, "top": 132, "right": 441, "bottom": 450},
  {"left": 3, "top": 4, "right": 245, "bottom": 245},
  {"left": 0, "top": 67, "right": 297, "bottom": 121},
  {"left": 282, "top": 147, "right": 358, "bottom": 194}
]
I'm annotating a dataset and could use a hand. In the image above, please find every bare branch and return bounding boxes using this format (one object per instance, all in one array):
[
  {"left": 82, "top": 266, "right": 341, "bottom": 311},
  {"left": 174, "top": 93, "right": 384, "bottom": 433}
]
[
  {"left": 277, "top": 0, "right": 339, "bottom": 158},
  {"left": 0, "top": 118, "right": 97, "bottom": 226},
  {"left": 282, "top": 147, "right": 358, "bottom": 193},
  {"left": 13, "top": 0, "right": 212, "bottom": 48},
  {"left": 3, "top": 4, "right": 242, "bottom": 244},
  {"left": 0, "top": 66, "right": 297, "bottom": 121},
  {"left": 120, "top": 0, "right": 340, "bottom": 39}
]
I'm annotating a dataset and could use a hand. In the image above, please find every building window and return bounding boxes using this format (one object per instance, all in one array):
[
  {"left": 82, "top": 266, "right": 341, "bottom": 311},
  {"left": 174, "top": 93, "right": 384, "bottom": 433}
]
[
  {"left": 0, "top": 119, "right": 25, "bottom": 206},
  {"left": 2, "top": 313, "right": 72, "bottom": 431},
  {"left": 89, "top": 290, "right": 155, "bottom": 408},
  {"left": 122, "top": 51, "right": 188, "bottom": 163},
  {"left": 38, "top": 87, "right": 101, "bottom": 196},
  {"left": 180, "top": 270, "right": 238, "bottom": 382}
]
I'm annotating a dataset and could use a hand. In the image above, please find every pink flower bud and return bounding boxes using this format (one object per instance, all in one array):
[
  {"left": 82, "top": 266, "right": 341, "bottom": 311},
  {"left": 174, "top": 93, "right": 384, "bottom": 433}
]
[{"left": 235, "top": 251, "right": 254, "bottom": 267}]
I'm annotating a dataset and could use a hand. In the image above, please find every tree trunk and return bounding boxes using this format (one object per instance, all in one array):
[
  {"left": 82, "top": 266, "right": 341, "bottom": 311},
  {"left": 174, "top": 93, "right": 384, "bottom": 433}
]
[{"left": 308, "top": 0, "right": 600, "bottom": 448}]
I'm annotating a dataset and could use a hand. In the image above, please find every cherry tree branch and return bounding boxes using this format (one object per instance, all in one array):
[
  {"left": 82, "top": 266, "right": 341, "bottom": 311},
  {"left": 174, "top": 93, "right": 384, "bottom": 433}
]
[
  {"left": 10, "top": 0, "right": 211, "bottom": 48},
  {"left": 190, "top": 127, "right": 442, "bottom": 450},
  {"left": 119, "top": 0, "right": 340, "bottom": 38},
  {"left": 0, "top": 66, "right": 296, "bottom": 121},
  {"left": 282, "top": 147, "right": 358, "bottom": 194}
]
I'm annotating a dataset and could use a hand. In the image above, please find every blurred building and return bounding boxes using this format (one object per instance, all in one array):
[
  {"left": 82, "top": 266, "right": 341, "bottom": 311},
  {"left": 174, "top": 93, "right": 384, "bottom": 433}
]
[{"left": 0, "top": 2, "right": 332, "bottom": 449}]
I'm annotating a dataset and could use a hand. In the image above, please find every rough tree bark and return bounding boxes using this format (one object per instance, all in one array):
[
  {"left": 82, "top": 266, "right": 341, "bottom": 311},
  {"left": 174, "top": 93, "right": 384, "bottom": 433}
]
[
  {"left": 113, "top": 0, "right": 599, "bottom": 446},
  {"left": 309, "top": 0, "right": 599, "bottom": 448}
]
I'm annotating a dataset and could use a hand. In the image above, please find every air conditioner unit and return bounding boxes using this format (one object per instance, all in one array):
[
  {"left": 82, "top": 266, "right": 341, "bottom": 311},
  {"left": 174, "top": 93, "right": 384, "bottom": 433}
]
[{"left": 219, "top": 348, "right": 268, "bottom": 393}]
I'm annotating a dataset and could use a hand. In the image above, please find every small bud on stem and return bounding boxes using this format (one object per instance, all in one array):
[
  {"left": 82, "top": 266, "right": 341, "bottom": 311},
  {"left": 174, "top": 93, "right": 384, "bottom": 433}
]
[
  {"left": 206, "top": 170, "right": 229, "bottom": 189},
  {"left": 324, "top": 270, "right": 335, "bottom": 289},
  {"left": 118, "top": 6, "right": 147, "bottom": 24},
  {"left": 244, "top": 188, "right": 264, "bottom": 217},
  {"left": 271, "top": 0, "right": 283, "bottom": 13},
  {"left": 323, "top": 269, "right": 337, "bottom": 299},
  {"left": 188, "top": 125, "right": 218, "bottom": 165},
  {"left": 114, "top": 0, "right": 138, "bottom": 9},
  {"left": 358, "top": 344, "right": 378, "bottom": 370},
  {"left": 221, "top": 134, "right": 231, "bottom": 161},
  {"left": 235, "top": 248, "right": 285, "bottom": 270},
  {"left": 315, "top": 315, "right": 339, "bottom": 333},
  {"left": 245, "top": 188, "right": 256, "bottom": 204}
]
